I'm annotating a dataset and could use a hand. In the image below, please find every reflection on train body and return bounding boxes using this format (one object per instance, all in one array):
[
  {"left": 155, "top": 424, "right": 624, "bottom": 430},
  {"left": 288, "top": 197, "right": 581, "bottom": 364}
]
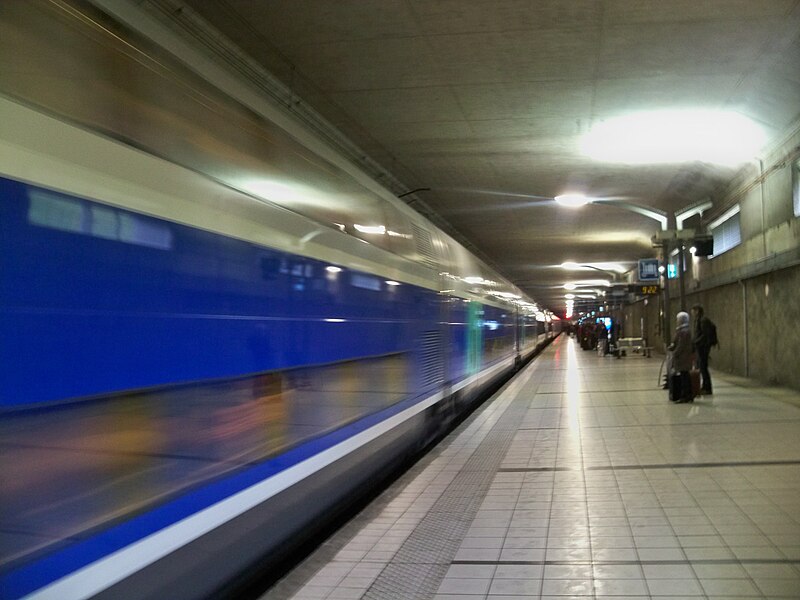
[{"left": 0, "top": 354, "right": 408, "bottom": 568}]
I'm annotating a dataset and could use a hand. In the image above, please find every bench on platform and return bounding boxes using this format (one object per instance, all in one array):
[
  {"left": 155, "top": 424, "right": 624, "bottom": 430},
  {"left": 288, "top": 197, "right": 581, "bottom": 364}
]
[{"left": 615, "top": 337, "right": 653, "bottom": 357}]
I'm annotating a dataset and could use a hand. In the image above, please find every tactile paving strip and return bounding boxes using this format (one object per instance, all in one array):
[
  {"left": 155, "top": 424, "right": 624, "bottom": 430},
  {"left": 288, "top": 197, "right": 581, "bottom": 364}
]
[{"left": 361, "top": 377, "right": 537, "bottom": 599}]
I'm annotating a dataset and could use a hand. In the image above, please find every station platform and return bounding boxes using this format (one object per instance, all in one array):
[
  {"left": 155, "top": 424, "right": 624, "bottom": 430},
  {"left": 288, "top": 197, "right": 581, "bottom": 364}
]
[{"left": 261, "top": 334, "right": 800, "bottom": 599}]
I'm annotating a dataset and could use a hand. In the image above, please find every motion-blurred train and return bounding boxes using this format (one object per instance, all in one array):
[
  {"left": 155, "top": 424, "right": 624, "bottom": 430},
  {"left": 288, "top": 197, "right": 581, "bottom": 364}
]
[{"left": 0, "top": 3, "right": 558, "bottom": 599}]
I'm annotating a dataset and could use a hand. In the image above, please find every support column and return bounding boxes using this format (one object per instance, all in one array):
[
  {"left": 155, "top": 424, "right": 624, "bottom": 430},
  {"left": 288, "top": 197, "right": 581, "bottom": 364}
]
[
  {"left": 678, "top": 243, "right": 687, "bottom": 312},
  {"left": 662, "top": 239, "right": 671, "bottom": 350}
]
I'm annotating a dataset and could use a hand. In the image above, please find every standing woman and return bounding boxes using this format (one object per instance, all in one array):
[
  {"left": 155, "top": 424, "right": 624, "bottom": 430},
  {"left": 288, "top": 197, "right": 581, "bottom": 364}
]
[{"left": 671, "top": 312, "right": 694, "bottom": 403}]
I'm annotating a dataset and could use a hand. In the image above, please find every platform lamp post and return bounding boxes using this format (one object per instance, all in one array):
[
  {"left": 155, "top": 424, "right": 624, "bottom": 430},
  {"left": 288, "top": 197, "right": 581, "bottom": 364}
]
[
  {"left": 653, "top": 200, "right": 713, "bottom": 346},
  {"left": 554, "top": 195, "right": 712, "bottom": 350}
]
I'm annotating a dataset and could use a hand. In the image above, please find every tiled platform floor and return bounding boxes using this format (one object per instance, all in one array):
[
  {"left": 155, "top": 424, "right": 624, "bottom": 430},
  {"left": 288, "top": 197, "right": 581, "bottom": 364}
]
[{"left": 262, "top": 335, "right": 800, "bottom": 599}]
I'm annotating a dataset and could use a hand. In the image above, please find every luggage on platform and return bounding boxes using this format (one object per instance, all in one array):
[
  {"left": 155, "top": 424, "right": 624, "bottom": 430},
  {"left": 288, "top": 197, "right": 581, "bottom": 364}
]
[
  {"left": 669, "top": 371, "right": 696, "bottom": 402},
  {"left": 689, "top": 369, "right": 701, "bottom": 398}
]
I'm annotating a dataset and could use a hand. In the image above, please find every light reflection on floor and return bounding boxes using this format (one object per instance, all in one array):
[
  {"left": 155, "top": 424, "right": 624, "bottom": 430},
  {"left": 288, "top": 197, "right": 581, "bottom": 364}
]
[
  {"left": 564, "top": 335, "right": 582, "bottom": 432},
  {"left": 268, "top": 334, "right": 800, "bottom": 600}
]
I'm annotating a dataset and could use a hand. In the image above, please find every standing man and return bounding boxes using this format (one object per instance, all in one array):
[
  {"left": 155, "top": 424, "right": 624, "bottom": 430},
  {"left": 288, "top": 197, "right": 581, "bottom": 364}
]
[{"left": 691, "top": 304, "right": 714, "bottom": 395}]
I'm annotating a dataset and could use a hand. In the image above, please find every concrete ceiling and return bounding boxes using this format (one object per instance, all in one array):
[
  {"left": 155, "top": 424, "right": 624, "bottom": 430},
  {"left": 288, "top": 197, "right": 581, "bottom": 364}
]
[{"left": 179, "top": 0, "right": 800, "bottom": 313}]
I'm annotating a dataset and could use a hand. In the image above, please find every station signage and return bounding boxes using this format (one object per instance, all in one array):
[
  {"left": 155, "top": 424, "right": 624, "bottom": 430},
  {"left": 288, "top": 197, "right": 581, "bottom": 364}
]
[
  {"left": 630, "top": 283, "right": 661, "bottom": 296},
  {"left": 638, "top": 258, "right": 660, "bottom": 281}
]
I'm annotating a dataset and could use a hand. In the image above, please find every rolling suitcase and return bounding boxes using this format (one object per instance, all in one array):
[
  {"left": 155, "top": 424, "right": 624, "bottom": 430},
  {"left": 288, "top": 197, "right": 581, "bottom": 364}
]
[
  {"left": 669, "top": 371, "right": 696, "bottom": 402},
  {"left": 689, "top": 369, "right": 701, "bottom": 398}
]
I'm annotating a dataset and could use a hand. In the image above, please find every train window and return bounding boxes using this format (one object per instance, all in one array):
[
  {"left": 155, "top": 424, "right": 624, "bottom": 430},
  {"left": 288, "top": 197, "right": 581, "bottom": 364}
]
[
  {"left": 27, "top": 187, "right": 173, "bottom": 250},
  {"left": 118, "top": 213, "right": 173, "bottom": 250},
  {"left": 90, "top": 204, "right": 120, "bottom": 240},
  {"left": 28, "top": 190, "right": 84, "bottom": 233},
  {"left": 350, "top": 273, "right": 381, "bottom": 291}
]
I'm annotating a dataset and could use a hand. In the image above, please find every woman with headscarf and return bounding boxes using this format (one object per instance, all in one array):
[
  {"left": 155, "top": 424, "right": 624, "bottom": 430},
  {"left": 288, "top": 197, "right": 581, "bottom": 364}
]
[{"left": 670, "top": 311, "right": 694, "bottom": 403}]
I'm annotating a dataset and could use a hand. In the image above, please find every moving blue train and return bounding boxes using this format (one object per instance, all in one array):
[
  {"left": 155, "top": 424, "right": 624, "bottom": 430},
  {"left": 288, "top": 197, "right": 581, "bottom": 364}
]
[{"left": 0, "top": 3, "right": 557, "bottom": 598}]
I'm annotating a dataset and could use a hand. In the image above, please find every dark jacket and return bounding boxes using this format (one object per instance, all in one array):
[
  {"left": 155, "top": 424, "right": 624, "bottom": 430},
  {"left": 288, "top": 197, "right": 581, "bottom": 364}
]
[{"left": 693, "top": 316, "right": 713, "bottom": 349}]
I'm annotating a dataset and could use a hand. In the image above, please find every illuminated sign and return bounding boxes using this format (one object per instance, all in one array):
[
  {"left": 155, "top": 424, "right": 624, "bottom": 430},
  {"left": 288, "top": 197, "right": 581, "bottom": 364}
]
[
  {"left": 630, "top": 284, "right": 661, "bottom": 295},
  {"left": 638, "top": 258, "right": 660, "bottom": 281},
  {"left": 667, "top": 263, "right": 677, "bottom": 279}
]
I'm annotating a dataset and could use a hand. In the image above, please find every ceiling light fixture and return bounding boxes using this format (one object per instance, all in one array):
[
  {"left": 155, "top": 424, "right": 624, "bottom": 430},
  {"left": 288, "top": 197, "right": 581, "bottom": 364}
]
[
  {"left": 581, "top": 109, "right": 766, "bottom": 166},
  {"left": 560, "top": 262, "right": 627, "bottom": 275},
  {"left": 554, "top": 193, "right": 591, "bottom": 207}
]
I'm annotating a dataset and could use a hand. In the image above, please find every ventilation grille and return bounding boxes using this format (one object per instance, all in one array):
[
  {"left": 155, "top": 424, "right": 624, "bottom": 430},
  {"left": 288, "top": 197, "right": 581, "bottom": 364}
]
[
  {"left": 411, "top": 223, "right": 438, "bottom": 268},
  {"left": 418, "top": 330, "right": 444, "bottom": 388}
]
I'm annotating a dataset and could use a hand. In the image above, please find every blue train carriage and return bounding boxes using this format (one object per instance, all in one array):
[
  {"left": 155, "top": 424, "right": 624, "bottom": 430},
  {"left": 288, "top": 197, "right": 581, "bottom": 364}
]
[{"left": 0, "top": 96, "right": 552, "bottom": 599}]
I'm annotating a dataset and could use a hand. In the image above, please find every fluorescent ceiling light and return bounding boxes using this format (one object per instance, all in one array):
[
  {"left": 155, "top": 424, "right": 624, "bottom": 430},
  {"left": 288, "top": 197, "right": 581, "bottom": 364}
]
[
  {"left": 581, "top": 110, "right": 766, "bottom": 166},
  {"left": 554, "top": 193, "right": 591, "bottom": 207},
  {"left": 566, "top": 279, "right": 612, "bottom": 287},
  {"left": 560, "top": 262, "right": 626, "bottom": 274}
]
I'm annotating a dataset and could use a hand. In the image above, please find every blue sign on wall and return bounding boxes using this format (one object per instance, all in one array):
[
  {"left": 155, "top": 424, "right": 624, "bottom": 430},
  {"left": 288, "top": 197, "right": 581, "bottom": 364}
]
[
  {"left": 667, "top": 263, "right": 677, "bottom": 279},
  {"left": 638, "top": 258, "right": 660, "bottom": 281}
]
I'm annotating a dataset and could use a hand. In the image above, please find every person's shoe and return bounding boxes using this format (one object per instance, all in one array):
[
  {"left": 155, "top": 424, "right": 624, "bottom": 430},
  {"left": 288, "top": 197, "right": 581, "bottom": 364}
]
[{"left": 697, "top": 389, "right": 712, "bottom": 396}]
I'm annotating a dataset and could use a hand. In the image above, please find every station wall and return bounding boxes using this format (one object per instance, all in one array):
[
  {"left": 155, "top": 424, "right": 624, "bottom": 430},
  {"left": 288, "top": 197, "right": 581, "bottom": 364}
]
[{"left": 620, "top": 124, "right": 800, "bottom": 391}]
